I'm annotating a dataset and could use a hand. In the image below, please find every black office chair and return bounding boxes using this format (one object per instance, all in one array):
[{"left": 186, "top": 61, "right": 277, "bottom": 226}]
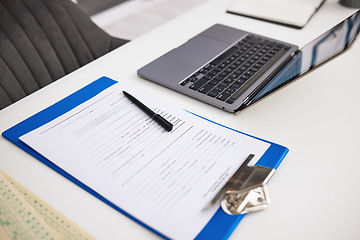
[{"left": 0, "top": 0, "right": 128, "bottom": 110}]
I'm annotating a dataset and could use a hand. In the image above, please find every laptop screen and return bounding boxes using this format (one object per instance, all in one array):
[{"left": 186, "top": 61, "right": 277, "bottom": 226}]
[{"left": 251, "top": 10, "right": 360, "bottom": 103}]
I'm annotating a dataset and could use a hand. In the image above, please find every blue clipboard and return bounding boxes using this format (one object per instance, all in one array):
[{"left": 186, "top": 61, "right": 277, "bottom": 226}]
[{"left": 2, "top": 76, "right": 288, "bottom": 240}]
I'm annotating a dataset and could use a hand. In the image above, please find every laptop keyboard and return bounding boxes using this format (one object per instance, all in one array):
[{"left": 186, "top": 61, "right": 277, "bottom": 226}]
[{"left": 180, "top": 34, "right": 290, "bottom": 104}]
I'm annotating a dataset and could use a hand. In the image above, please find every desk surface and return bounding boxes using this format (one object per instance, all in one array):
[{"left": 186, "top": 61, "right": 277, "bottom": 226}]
[{"left": 1, "top": 0, "right": 359, "bottom": 239}]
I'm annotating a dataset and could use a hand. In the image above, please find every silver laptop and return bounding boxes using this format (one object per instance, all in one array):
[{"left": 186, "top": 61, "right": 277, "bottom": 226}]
[{"left": 138, "top": 10, "right": 360, "bottom": 113}]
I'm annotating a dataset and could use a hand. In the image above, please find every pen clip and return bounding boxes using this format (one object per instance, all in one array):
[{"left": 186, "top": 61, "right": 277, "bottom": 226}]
[{"left": 205, "top": 154, "right": 275, "bottom": 215}]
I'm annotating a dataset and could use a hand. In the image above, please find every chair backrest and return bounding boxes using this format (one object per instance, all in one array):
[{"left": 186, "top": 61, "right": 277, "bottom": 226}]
[{"left": 0, "top": 0, "right": 128, "bottom": 109}]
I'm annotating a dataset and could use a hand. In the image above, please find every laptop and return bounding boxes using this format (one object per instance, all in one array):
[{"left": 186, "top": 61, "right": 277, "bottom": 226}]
[{"left": 137, "top": 10, "right": 360, "bottom": 113}]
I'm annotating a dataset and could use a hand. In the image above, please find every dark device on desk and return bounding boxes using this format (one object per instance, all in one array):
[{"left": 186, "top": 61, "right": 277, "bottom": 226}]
[{"left": 137, "top": 10, "right": 360, "bottom": 113}]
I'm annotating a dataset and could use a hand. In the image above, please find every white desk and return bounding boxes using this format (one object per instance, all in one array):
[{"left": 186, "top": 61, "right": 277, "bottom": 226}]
[{"left": 1, "top": 0, "right": 359, "bottom": 239}]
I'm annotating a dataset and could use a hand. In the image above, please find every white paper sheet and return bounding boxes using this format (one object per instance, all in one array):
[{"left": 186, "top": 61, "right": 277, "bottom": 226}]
[{"left": 20, "top": 83, "right": 270, "bottom": 239}]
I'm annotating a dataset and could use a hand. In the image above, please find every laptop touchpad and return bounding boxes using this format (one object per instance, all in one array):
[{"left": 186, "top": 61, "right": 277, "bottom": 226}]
[{"left": 167, "top": 35, "right": 230, "bottom": 68}]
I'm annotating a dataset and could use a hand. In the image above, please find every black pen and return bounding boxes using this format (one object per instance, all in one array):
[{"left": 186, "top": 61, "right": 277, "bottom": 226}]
[{"left": 123, "top": 91, "right": 173, "bottom": 132}]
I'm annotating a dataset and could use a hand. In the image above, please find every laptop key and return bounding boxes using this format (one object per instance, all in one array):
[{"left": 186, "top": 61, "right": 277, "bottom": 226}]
[
  {"left": 215, "top": 75, "right": 225, "bottom": 81},
  {"left": 204, "top": 64, "right": 215, "bottom": 70},
  {"left": 240, "top": 74, "right": 251, "bottom": 80},
  {"left": 231, "top": 83, "right": 241, "bottom": 89},
  {"left": 217, "top": 92, "right": 232, "bottom": 101},
  {"left": 180, "top": 79, "right": 189, "bottom": 86},
  {"left": 220, "top": 71, "right": 230, "bottom": 77},
  {"left": 207, "top": 91, "right": 219, "bottom": 98},
  {"left": 209, "top": 79, "right": 220, "bottom": 85},
  {"left": 219, "top": 82, "right": 230, "bottom": 88},
  {"left": 235, "top": 79, "right": 247, "bottom": 85},
  {"left": 190, "top": 77, "right": 209, "bottom": 90},
  {"left": 199, "top": 84, "right": 214, "bottom": 94},
  {"left": 223, "top": 78, "right": 234, "bottom": 83}
]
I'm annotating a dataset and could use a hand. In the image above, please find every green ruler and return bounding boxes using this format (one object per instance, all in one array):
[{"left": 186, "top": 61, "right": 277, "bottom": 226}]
[{"left": 0, "top": 170, "right": 94, "bottom": 240}]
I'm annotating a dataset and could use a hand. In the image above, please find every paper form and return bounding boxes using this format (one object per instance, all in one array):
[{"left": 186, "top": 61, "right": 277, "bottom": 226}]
[{"left": 20, "top": 83, "right": 270, "bottom": 240}]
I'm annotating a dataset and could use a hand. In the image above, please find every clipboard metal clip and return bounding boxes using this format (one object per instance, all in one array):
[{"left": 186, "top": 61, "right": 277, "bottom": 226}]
[{"left": 206, "top": 154, "right": 275, "bottom": 215}]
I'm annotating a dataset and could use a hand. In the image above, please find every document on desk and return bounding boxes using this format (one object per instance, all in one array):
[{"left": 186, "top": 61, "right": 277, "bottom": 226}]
[
  {"left": 227, "top": 0, "right": 325, "bottom": 29},
  {"left": 19, "top": 82, "right": 270, "bottom": 239}
]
